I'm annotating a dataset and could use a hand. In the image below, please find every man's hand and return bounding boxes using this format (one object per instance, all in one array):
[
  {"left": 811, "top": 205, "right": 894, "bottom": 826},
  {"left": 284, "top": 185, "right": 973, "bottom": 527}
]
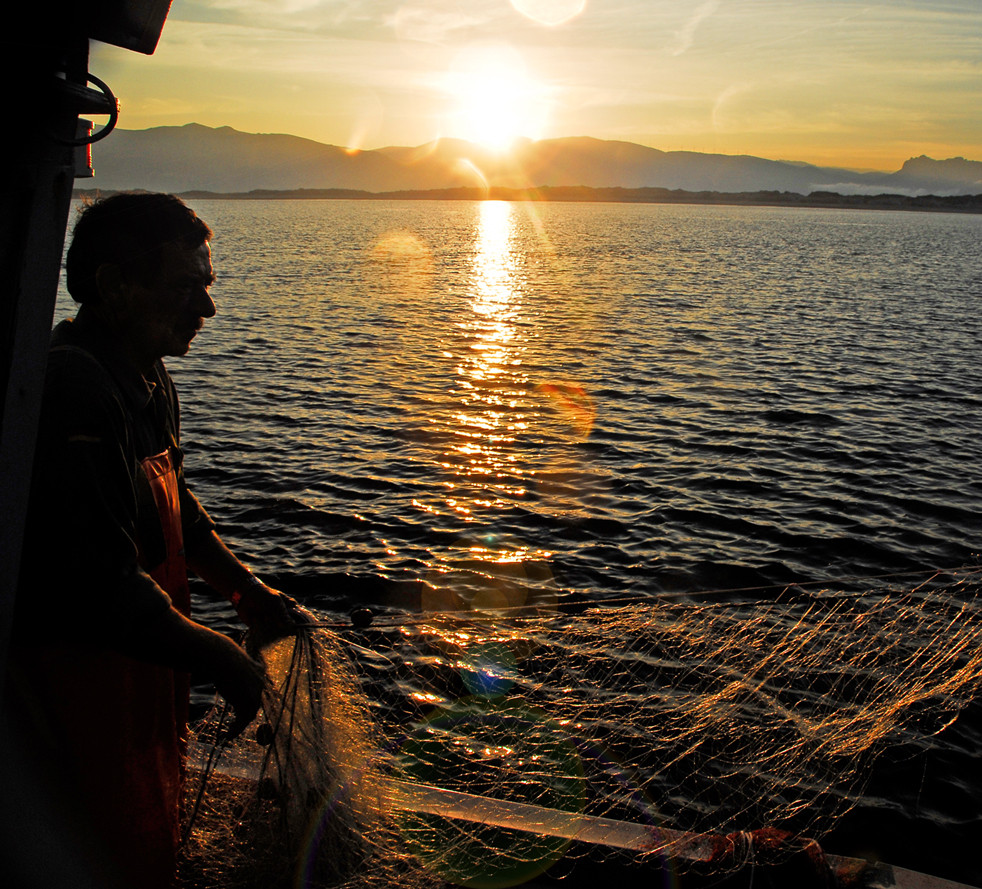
[
  {"left": 234, "top": 578, "right": 310, "bottom": 647},
  {"left": 202, "top": 629, "right": 268, "bottom": 739}
]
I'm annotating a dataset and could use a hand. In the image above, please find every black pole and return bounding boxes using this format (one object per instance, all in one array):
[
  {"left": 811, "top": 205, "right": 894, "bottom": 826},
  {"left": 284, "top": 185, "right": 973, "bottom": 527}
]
[
  {"left": 0, "top": 25, "right": 89, "bottom": 692},
  {"left": 0, "top": 0, "right": 171, "bottom": 692}
]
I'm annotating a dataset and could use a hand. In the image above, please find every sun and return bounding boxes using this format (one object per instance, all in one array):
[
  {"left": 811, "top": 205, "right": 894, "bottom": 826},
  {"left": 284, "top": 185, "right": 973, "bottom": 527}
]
[{"left": 444, "top": 46, "right": 551, "bottom": 153}]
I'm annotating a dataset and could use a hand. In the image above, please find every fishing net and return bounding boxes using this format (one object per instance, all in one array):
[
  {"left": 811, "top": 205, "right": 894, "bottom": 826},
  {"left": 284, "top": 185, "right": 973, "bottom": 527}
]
[{"left": 179, "top": 566, "right": 982, "bottom": 888}]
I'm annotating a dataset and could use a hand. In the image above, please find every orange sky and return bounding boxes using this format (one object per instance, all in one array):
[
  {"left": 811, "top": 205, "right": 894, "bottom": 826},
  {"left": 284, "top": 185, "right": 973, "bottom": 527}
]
[{"left": 89, "top": 0, "right": 982, "bottom": 172}]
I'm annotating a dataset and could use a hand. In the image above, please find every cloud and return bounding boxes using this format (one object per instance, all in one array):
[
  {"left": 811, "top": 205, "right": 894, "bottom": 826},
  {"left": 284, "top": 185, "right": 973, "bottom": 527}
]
[
  {"left": 387, "top": 6, "right": 487, "bottom": 45},
  {"left": 175, "top": 0, "right": 384, "bottom": 37},
  {"left": 669, "top": 0, "right": 719, "bottom": 56},
  {"left": 188, "top": 0, "right": 359, "bottom": 16},
  {"left": 711, "top": 81, "right": 751, "bottom": 130}
]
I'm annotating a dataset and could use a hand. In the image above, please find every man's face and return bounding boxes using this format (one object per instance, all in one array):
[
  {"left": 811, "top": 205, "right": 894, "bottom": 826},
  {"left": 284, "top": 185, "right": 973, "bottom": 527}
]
[{"left": 116, "top": 241, "right": 217, "bottom": 368}]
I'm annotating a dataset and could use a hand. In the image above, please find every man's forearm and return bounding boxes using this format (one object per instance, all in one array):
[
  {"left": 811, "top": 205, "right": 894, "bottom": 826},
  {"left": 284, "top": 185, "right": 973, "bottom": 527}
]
[
  {"left": 114, "top": 602, "right": 242, "bottom": 673},
  {"left": 113, "top": 603, "right": 266, "bottom": 730},
  {"left": 185, "top": 529, "right": 260, "bottom": 603}
]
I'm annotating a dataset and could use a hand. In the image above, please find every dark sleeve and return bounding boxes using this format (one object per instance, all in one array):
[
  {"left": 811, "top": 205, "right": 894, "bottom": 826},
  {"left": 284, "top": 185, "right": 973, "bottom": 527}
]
[
  {"left": 177, "top": 466, "right": 217, "bottom": 552},
  {"left": 157, "top": 367, "right": 216, "bottom": 550},
  {"left": 17, "top": 353, "right": 173, "bottom": 642}
]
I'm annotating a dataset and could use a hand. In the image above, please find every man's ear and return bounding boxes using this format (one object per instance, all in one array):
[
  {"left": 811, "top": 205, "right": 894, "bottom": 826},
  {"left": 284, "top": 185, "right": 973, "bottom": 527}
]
[{"left": 94, "top": 263, "right": 126, "bottom": 304}]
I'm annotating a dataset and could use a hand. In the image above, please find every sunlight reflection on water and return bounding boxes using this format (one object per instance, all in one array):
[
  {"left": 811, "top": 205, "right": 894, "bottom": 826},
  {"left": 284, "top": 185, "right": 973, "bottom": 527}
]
[{"left": 423, "top": 201, "right": 561, "bottom": 614}]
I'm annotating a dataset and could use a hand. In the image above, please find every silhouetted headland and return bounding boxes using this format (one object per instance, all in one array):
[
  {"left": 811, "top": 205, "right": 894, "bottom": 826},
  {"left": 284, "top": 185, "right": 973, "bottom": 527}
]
[{"left": 75, "top": 185, "right": 982, "bottom": 214}]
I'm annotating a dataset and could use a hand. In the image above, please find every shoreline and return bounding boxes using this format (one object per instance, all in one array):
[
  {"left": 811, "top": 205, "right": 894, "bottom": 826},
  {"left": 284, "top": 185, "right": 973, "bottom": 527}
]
[{"left": 74, "top": 185, "right": 982, "bottom": 214}]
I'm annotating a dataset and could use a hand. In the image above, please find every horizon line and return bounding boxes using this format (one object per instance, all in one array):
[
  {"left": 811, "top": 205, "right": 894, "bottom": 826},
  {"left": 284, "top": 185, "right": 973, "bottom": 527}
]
[{"left": 72, "top": 184, "right": 982, "bottom": 214}]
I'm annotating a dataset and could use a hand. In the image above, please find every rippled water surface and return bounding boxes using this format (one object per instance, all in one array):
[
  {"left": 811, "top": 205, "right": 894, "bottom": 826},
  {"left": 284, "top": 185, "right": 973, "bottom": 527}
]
[{"left": 65, "top": 199, "right": 981, "bottom": 605}]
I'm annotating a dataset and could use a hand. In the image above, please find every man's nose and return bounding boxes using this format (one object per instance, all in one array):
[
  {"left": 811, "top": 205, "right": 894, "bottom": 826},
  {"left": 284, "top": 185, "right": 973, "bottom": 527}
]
[{"left": 194, "top": 287, "right": 217, "bottom": 318}]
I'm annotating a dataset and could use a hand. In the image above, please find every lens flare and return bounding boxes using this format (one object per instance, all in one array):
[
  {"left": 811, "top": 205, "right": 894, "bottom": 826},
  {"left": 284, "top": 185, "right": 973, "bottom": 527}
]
[
  {"left": 536, "top": 381, "right": 597, "bottom": 439},
  {"left": 395, "top": 698, "right": 585, "bottom": 888},
  {"left": 510, "top": 0, "right": 587, "bottom": 26}
]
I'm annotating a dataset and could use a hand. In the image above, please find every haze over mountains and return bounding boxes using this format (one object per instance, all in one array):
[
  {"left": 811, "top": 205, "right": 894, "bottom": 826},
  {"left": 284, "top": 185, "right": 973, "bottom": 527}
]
[{"left": 85, "top": 123, "right": 982, "bottom": 197}]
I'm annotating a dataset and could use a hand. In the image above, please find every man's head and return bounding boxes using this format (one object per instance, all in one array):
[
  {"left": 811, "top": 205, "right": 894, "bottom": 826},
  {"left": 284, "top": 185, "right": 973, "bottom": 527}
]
[
  {"left": 66, "top": 193, "right": 217, "bottom": 371},
  {"left": 66, "top": 192, "right": 212, "bottom": 305}
]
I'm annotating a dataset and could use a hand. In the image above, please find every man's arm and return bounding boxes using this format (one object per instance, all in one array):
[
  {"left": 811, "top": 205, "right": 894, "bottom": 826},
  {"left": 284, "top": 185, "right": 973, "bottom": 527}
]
[
  {"left": 114, "top": 602, "right": 267, "bottom": 736},
  {"left": 24, "top": 352, "right": 269, "bottom": 733},
  {"left": 185, "top": 529, "right": 305, "bottom": 645}
]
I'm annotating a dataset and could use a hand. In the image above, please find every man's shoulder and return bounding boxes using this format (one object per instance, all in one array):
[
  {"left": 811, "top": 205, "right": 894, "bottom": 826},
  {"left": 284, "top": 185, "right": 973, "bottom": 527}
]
[
  {"left": 41, "top": 321, "right": 126, "bottom": 427},
  {"left": 47, "top": 325, "right": 116, "bottom": 391}
]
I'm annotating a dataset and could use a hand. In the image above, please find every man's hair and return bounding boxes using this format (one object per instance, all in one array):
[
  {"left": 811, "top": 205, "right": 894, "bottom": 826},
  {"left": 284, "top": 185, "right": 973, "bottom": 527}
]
[{"left": 65, "top": 192, "right": 213, "bottom": 304}]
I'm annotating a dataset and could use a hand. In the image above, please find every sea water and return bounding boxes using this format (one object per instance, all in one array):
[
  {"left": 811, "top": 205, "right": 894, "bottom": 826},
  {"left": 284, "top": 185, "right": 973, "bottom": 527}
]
[
  {"left": 56, "top": 199, "right": 982, "bottom": 599},
  {"left": 55, "top": 198, "right": 982, "bottom": 883}
]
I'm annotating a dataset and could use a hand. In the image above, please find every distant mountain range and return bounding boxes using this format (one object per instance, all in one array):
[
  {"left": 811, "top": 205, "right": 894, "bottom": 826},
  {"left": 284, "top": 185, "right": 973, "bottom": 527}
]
[{"left": 83, "top": 123, "right": 982, "bottom": 197}]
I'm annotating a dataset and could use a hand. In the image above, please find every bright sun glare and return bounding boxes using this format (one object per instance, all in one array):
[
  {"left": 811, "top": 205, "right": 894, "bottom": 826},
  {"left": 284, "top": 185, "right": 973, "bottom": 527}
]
[{"left": 445, "top": 46, "right": 550, "bottom": 152}]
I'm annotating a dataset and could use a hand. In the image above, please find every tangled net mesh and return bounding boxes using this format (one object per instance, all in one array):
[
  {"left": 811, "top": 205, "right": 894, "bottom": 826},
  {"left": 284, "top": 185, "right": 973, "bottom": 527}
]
[{"left": 179, "top": 567, "right": 982, "bottom": 888}]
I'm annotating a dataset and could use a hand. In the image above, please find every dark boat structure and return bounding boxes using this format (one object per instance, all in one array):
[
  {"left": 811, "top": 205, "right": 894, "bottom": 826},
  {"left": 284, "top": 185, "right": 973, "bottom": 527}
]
[{"left": 1, "top": 0, "right": 172, "bottom": 687}]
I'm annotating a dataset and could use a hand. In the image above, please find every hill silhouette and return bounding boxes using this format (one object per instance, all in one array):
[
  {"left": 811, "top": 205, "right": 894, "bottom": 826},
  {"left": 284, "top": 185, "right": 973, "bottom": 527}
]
[{"left": 83, "top": 123, "right": 982, "bottom": 198}]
